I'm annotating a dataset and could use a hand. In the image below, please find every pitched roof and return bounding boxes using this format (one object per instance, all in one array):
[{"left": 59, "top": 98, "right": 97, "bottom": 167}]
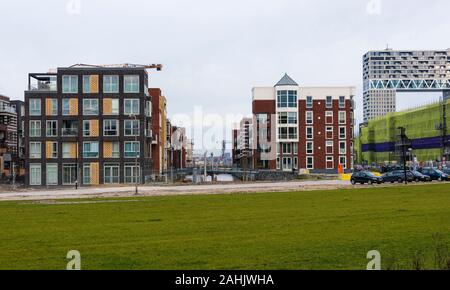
[{"left": 275, "top": 73, "right": 298, "bottom": 87}]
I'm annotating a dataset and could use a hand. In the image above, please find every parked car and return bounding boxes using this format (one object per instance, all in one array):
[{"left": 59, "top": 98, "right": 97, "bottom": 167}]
[
  {"left": 381, "top": 170, "right": 414, "bottom": 183},
  {"left": 419, "top": 168, "right": 450, "bottom": 181},
  {"left": 409, "top": 170, "right": 431, "bottom": 182},
  {"left": 351, "top": 171, "right": 383, "bottom": 185},
  {"left": 442, "top": 168, "right": 450, "bottom": 175}
]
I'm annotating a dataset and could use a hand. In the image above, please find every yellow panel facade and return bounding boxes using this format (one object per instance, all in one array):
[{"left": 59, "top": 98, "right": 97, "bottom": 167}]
[
  {"left": 70, "top": 143, "right": 78, "bottom": 158},
  {"left": 46, "top": 141, "right": 53, "bottom": 159},
  {"left": 103, "top": 99, "right": 112, "bottom": 115},
  {"left": 69, "top": 99, "right": 78, "bottom": 116},
  {"left": 90, "top": 120, "right": 99, "bottom": 137},
  {"left": 90, "top": 163, "right": 99, "bottom": 185},
  {"left": 46, "top": 99, "right": 53, "bottom": 116},
  {"left": 103, "top": 142, "right": 113, "bottom": 158},
  {"left": 90, "top": 75, "right": 99, "bottom": 93}
]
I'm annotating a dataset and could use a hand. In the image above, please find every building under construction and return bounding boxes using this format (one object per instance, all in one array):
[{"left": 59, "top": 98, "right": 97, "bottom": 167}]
[{"left": 357, "top": 98, "right": 450, "bottom": 166}]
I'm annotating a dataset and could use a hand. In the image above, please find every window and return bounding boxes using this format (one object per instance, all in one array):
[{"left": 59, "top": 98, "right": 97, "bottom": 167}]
[
  {"left": 83, "top": 142, "right": 99, "bottom": 158},
  {"left": 30, "top": 142, "right": 41, "bottom": 159},
  {"left": 326, "top": 126, "right": 333, "bottom": 139},
  {"left": 306, "top": 127, "right": 313, "bottom": 139},
  {"left": 277, "top": 90, "right": 297, "bottom": 108},
  {"left": 124, "top": 141, "right": 140, "bottom": 158},
  {"left": 293, "top": 143, "right": 298, "bottom": 154},
  {"left": 339, "top": 141, "right": 346, "bottom": 154},
  {"left": 325, "top": 111, "right": 333, "bottom": 124},
  {"left": 83, "top": 99, "right": 99, "bottom": 115},
  {"left": 29, "top": 120, "right": 41, "bottom": 137},
  {"left": 339, "top": 96, "right": 346, "bottom": 108},
  {"left": 30, "top": 164, "right": 42, "bottom": 185},
  {"left": 326, "top": 141, "right": 334, "bottom": 154},
  {"left": 276, "top": 157, "right": 281, "bottom": 170},
  {"left": 112, "top": 142, "right": 120, "bottom": 158},
  {"left": 339, "top": 127, "right": 346, "bottom": 139},
  {"left": 124, "top": 75, "right": 140, "bottom": 93},
  {"left": 124, "top": 120, "right": 140, "bottom": 136},
  {"left": 339, "top": 156, "right": 347, "bottom": 169},
  {"left": 62, "top": 99, "right": 70, "bottom": 115},
  {"left": 326, "top": 96, "right": 333, "bottom": 108},
  {"left": 46, "top": 120, "right": 58, "bottom": 137},
  {"left": 111, "top": 99, "right": 119, "bottom": 115},
  {"left": 62, "top": 143, "right": 75, "bottom": 158},
  {"left": 63, "top": 164, "right": 77, "bottom": 185},
  {"left": 306, "top": 141, "right": 314, "bottom": 154},
  {"left": 83, "top": 164, "right": 91, "bottom": 185},
  {"left": 46, "top": 164, "right": 58, "bottom": 185},
  {"left": 306, "top": 111, "right": 313, "bottom": 124},
  {"left": 278, "top": 127, "right": 297, "bottom": 140},
  {"left": 62, "top": 75, "right": 78, "bottom": 93},
  {"left": 282, "top": 143, "right": 292, "bottom": 154},
  {"left": 104, "top": 120, "right": 119, "bottom": 136},
  {"left": 104, "top": 164, "right": 120, "bottom": 184},
  {"left": 125, "top": 164, "right": 140, "bottom": 184},
  {"left": 326, "top": 156, "right": 334, "bottom": 169},
  {"left": 83, "top": 76, "right": 91, "bottom": 93},
  {"left": 306, "top": 96, "right": 313, "bottom": 108},
  {"left": 124, "top": 99, "right": 140, "bottom": 115},
  {"left": 306, "top": 157, "right": 314, "bottom": 169},
  {"left": 293, "top": 157, "right": 298, "bottom": 170},
  {"left": 339, "top": 111, "right": 346, "bottom": 124},
  {"left": 83, "top": 120, "right": 91, "bottom": 137},
  {"left": 278, "top": 112, "right": 297, "bottom": 124},
  {"left": 29, "top": 99, "right": 41, "bottom": 116},
  {"left": 103, "top": 75, "right": 119, "bottom": 93},
  {"left": 49, "top": 142, "right": 58, "bottom": 158}
]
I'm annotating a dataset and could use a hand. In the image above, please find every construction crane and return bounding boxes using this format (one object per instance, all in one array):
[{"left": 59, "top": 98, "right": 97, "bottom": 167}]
[{"left": 69, "top": 63, "right": 163, "bottom": 71}]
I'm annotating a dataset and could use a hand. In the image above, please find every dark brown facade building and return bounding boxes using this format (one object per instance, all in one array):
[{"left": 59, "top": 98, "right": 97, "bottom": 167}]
[
  {"left": 0, "top": 95, "right": 20, "bottom": 176},
  {"left": 24, "top": 65, "right": 153, "bottom": 186}
]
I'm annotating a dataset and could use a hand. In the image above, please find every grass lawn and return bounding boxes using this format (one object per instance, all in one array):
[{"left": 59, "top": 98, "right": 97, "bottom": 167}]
[{"left": 1, "top": 183, "right": 450, "bottom": 270}]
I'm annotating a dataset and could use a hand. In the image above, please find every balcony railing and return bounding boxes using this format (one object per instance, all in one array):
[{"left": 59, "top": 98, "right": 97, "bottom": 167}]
[{"left": 61, "top": 128, "right": 78, "bottom": 137}]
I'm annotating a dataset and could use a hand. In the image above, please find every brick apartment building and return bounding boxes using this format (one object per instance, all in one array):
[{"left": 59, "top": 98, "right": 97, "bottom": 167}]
[
  {"left": 252, "top": 74, "right": 355, "bottom": 172},
  {"left": 24, "top": 64, "right": 154, "bottom": 186},
  {"left": 149, "top": 88, "right": 168, "bottom": 176}
]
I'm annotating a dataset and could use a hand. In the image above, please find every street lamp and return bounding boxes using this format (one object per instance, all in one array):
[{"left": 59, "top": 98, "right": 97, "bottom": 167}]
[{"left": 130, "top": 115, "right": 139, "bottom": 195}]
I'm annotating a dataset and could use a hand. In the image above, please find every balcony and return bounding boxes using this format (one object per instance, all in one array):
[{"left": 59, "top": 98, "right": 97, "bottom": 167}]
[
  {"left": 28, "top": 73, "right": 57, "bottom": 92},
  {"left": 61, "top": 121, "right": 78, "bottom": 137}
]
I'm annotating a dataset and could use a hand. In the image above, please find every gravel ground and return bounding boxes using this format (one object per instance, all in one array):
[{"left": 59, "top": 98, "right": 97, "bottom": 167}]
[{"left": 0, "top": 180, "right": 351, "bottom": 201}]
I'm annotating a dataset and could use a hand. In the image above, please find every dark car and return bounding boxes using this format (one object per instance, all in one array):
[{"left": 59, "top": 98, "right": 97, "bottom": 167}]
[
  {"left": 419, "top": 168, "right": 449, "bottom": 181},
  {"left": 381, "top": 170, "right": 414, "bottom": 183},
  {"left": 442, "top": 168, "right": 450, "bottom": 175},
  {"left": 409, "top": 170, "right": 431, "bottom": 182},
  {"left": 351, "top": 171, "right": 383, "bottom": 185}
]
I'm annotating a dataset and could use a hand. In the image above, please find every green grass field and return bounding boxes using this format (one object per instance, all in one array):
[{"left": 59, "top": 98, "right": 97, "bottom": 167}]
[{"left": 1, "top": 184, "right": 450, "bottom": 270}]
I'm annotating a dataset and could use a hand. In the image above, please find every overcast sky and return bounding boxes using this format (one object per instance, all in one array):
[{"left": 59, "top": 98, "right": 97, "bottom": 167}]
[{"left": 1, "top": 0, "right": 449, "bottom": 151}]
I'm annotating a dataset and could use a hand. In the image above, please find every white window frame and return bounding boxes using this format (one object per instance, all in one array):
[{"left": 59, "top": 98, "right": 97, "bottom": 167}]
[
  {"left": 46, "top": 164, "right": 58, "bottom": 185},
  {"left": 124, "top": 120, "right": 140, "bottom": 136},
  {"left": 83, "top": 99, "right": 99, "bottom": 115},
  {"left": 306, "top": 157, "right": 314, "bottom": 170},
  {"left": 46, "top": 120, "right": 58, "bottom": 137},
  {"left": 30, "top": 142, "right": 41, "bottom": 159},
  {"left": 83, "top": 120, "right": 91, "bottom": 137},
  {"left": 62, "top": 75, "right": 78, "bottom": 94},
  {"left": 339, "top": 156, "right": 347, "bottom": 169},
  {"left": 326, "top": 126, "right": 333, "bottom": 139},
  {"left": 124, "top": 75, "right": 140, "bottom": 93},
  {"left": 83, "top": 164, "right": 91, "bottom": 185},
  {"left": 306, "top": 126, "right": 314, "bottom": 140},
  {"left": 104, "top": 120, "right": 119, "bottom": 136},
  {"left": 29, "top": 120, "right": 41, "bottom": 137},
  {"left": 306, "top": 96, "right": 313, "bottom": 108},
  {"left": 124, "top": 164, "right": 140, "bottom": 184},
  {"left": 83, "top": 141, "right": 99, "bottom": 158},
  {"left": 62, "top": 164, "right": 77, "bottom": 185},
  {"left": 326, "top": 156, "right": 334, "bottom": 169},
  {"left": 124, "top": 99, "right": 140, "bottom": 115},
  {"left": 29, "top": 99, "right": 41, "bottom": 116},
  {"left": 30, "top": 164, "right": 42, "bottom": 186},
  {"left": 326, "top": 141, "right": 334, "bottom": 154},
  {"left": 306, "top": 111, "right": 313, "bottom": 125},
  {"left": 325, "top": 111, "right": 333, "bottom": 124},
  {"left": 339, "top": 126, "right": 346, "bottom": 140},
  {"left": 306, "top": 141, "right": 314, "bottom": 155},
  {"left": 339, "top": 141, "right": 347, "bottom": 155},
  {"left": 104, "top": 164, "right": 120, "bottom": 184},
  {"left": 124, "top": 141, "right": 140, "bottom": 158},
  {"left": 103, "top": 75, "right": 119, "bottom": 93},
  {"left": 326, "top": 96, "right": 333, "bottom": 108},
  {"left": 339, "top": 111, "right": 346, "bottom": 124},
  {"left": 62, "top": 99, "right": 70, "bottom": 115}
]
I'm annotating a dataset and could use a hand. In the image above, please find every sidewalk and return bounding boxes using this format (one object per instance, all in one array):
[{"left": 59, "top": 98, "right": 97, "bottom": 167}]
[{"left": 0, "top": 180, "right": 349, "bottom": 201}]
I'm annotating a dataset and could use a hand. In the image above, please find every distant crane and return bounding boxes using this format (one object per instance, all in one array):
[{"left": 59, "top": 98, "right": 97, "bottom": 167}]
[{"left": 69, "top": 63, "right": 163, "bottom": 71}]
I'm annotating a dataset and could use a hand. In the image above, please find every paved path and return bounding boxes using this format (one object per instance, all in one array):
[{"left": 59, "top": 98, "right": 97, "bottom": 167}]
[{"left": 0, "top": 180, "right": 349, "bottom": 201}]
